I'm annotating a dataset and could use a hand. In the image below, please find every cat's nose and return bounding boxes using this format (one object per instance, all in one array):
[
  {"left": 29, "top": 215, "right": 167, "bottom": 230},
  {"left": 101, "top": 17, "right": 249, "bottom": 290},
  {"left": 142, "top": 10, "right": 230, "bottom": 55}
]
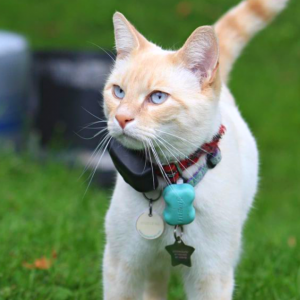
[{"left": 115, "top": 114, "right": 135, "bottom": 129}]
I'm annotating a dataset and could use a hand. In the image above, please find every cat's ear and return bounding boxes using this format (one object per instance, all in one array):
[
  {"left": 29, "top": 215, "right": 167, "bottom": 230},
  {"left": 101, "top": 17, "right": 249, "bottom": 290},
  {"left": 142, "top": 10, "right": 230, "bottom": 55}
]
[
  {"left": 177, "top": 26, "right": 219, "bottom": 84},
  {"left": 113, "top": 12, "right": 148, "bottom": 58}
]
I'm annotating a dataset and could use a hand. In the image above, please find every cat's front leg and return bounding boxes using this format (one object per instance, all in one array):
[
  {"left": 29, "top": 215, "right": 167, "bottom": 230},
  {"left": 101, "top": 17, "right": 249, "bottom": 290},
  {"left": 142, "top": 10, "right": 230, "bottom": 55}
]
[
  {"left": 103, "top": 244, "right": 144, "bottom": 300},
  {"left": 143, "top": 269, "right": 170, "bottom": 300},
  {"left": 181, "top": 223, "right": 240, "bottom": 300},
  {"left": 183, "top": 269, "right": 234, "bottom": 300}
]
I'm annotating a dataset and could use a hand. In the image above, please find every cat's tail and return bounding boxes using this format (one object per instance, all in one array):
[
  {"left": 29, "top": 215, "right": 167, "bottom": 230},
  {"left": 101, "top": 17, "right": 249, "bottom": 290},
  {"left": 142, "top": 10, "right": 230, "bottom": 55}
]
[{"left": 215, "top": 0, "right": 288, "bottom": 82}]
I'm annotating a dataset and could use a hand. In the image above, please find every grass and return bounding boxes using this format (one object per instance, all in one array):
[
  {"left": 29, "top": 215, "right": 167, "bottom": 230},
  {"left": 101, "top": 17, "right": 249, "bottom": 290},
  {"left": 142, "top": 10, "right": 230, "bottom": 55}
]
[
  {"left": 0, "top": 151, "right": 299, "bottom": 300},
  {"left": 0, "top": 154, "right": 109, "bottom": 300},
  {"left": 0, "top": 0, "right": 300, "bottom": 299}
]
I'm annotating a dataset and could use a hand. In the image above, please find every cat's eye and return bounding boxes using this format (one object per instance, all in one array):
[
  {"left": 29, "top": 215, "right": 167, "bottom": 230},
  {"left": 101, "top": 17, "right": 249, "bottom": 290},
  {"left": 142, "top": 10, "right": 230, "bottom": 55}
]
[
  {"left": 150, "top": 91, "right": 168, "bottom": 104},
  {"left": 113, "top": 85, "right": 125, "bottom": 99}
]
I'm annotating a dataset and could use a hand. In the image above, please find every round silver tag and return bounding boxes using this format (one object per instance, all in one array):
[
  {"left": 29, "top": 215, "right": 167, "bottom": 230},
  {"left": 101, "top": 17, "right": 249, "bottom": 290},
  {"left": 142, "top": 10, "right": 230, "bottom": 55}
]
[{"left": 136, "top": 212, "right": 164, "bottom": 240}]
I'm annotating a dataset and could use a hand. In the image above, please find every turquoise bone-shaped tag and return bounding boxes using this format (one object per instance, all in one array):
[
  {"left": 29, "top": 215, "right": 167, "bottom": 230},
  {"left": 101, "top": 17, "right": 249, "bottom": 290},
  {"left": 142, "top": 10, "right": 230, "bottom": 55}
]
[{"left": 163, "top": 184, "right": 196, "bottom": 226}]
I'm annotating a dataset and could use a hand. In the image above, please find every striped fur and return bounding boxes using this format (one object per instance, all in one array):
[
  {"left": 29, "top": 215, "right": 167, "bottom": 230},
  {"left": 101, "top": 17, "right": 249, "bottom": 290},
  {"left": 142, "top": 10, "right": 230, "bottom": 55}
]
[{"left": 215, "top": 0, "right": 288, "bottom": 82}]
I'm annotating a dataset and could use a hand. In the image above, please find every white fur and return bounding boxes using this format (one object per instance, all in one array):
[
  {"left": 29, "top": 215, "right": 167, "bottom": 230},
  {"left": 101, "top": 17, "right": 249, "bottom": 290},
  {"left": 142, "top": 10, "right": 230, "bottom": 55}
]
[
  {"left": 179, "top": 26, "right": 219, "bottom": 79},
  {"left": 113, "top": 12, "right": 139, "bottom": 57},
  {"left": 103, "top": 82, "right": 258, "bottom": 299},
  {"left": 100, "top": 0, "right": 290, "bottom": 297}
]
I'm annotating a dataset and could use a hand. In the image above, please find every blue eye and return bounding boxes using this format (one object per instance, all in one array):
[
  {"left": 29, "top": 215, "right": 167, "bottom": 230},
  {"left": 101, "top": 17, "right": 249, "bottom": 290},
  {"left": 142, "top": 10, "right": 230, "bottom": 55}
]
[
  {"left": 150, "top": 91, "right": 168, "bottom": 104},
  {"left": 113, "top": 85, "right": 125, "bottom": 99}
]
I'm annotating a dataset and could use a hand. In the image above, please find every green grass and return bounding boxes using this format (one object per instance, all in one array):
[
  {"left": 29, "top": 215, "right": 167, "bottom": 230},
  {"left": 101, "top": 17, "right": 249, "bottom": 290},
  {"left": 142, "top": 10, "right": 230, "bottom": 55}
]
[
  {"left": 0, "top": 154, "right": 109, "bottom": 300},
  {"left": 0, "top": 150, "right": 299, "bottom": 300},
  {"left": 1, "top": 0, "right": 300, "bottom": 299}
]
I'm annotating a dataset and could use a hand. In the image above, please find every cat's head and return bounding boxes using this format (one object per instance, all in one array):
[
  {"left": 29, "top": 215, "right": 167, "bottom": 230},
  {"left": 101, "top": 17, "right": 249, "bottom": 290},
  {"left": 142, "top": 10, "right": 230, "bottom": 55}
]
[{"left": 103, "top": 13, "right": 222, "bottom": 162}]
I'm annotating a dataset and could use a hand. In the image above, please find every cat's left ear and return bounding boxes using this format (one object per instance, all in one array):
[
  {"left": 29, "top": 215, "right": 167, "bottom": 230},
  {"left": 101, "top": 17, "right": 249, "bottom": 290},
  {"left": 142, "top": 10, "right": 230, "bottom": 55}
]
[
  {"left": 113, "top": 12, "right": 148, "bottom": 58},
  {"left": 177, "top": 26, "right": 219, "bottom": 84}
]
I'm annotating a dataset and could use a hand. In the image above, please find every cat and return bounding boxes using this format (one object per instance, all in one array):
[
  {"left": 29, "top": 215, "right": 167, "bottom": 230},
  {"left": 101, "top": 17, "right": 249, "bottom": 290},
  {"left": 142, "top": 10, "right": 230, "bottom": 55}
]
[{"left": 102, "top": 0, "right": 288, "bottom": 299}]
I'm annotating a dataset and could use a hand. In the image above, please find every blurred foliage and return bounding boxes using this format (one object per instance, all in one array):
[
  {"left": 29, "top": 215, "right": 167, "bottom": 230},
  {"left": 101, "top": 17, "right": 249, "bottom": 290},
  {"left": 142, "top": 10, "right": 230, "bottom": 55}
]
[
  {"left": 0, "top": 0, "right": 300, "bottom": 299},
  {"left": 0, "top": 0, "right": 298, "bottom": 51}
]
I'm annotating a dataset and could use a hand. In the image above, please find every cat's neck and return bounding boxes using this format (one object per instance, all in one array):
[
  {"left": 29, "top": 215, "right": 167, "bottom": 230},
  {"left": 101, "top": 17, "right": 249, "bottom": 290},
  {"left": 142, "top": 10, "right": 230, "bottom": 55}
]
[{"left": 155, "top": 107, "right": 222, "bottom": 165}]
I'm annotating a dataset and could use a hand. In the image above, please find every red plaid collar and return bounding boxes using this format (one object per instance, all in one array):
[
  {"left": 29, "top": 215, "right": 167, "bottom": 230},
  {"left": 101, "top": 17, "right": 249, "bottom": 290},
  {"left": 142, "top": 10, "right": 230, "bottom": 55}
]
[{"left": 156, "top": 125, "right": 226, "bottom": 184}]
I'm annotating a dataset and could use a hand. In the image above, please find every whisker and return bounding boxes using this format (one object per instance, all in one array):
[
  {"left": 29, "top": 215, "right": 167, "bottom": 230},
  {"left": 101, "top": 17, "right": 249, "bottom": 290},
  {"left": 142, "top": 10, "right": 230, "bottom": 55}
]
[
  {"left": 84, "top": 136, "right": 112, "bottom": 197},
  {"left": 155, "top": 137, "right": 194, "bottom": 179},
  {"left": 75, "top": 127, "right": 108, "bottom": 140},
  {"left": 149, "top": 140, "right": 171, "bottom": 186},
  {"left": 80, "top": 133, "right": 110, "bottom": 179},
  {"left": 81, "top": 107, "right": 106, "bottom": 121},
  {"left": 150, "top": 140, "right": 183, "bottom": 200},
  {"left": 156, "top": 129, "right": 210, "bottom": 155},
  {"left": 145, "top": 140, "right": 155, "bottom": 190},
  {"left": 142, "top": 140, "right": 148, "bottom": 173},
  {"left": 80, "top": 127, "right": 107, "bottom": 131},
  {"left": 156, "top": 135, "right": 202, "bottom": 170},
  {"left": 153, "top": 139, "right": 175, "bottom": 181},
  {"left": 78, "top": 120, "right": 108, "bottom": 132},
  {"left": 155, "top": 137, "right": 180, "bottom": 163},
  {"left": 88, "top": 42, "right": 116, "bottom": 62}
]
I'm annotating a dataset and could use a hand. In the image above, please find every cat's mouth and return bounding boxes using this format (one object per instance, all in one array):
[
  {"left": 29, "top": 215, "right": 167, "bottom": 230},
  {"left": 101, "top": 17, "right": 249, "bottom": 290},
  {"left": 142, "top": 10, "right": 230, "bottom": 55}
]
[{"left": 115, "top": 132, "right": 145, "bottom": 150}]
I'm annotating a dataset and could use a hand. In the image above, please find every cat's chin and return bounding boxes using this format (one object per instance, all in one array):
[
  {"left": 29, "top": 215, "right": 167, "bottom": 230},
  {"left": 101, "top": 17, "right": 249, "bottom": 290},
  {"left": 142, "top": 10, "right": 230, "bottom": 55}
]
[{"left": 115, "top": 135, "right": 145, "bottom": 151}]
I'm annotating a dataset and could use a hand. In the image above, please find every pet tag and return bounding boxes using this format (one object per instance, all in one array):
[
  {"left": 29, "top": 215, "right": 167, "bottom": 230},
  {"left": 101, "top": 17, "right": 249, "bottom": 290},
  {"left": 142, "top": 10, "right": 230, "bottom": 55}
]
[
  {"left": 165, "top": 225, "right": 195, "bottom": 267},
  {"left": 166, "top": 240, "right": 195, "bottom": 267},
  {"left": 136, "top": 212, "right": 164, "bottom": 240},
  {"left": 163, "top": 184, "right": 196, "bottom": 225}
]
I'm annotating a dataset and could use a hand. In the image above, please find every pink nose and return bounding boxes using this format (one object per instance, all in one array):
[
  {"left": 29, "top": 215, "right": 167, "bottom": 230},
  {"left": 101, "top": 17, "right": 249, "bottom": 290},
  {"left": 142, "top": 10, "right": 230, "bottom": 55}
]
[{"left": 115, "top": 114, "right": 134, "bottom": 129}]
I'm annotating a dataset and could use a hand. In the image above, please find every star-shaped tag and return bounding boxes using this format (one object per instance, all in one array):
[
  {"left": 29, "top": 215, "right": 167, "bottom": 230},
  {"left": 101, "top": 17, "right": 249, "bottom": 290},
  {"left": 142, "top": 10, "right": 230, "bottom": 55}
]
[{"left": 165, "top": 240, "right": 195, "bottom": 267}]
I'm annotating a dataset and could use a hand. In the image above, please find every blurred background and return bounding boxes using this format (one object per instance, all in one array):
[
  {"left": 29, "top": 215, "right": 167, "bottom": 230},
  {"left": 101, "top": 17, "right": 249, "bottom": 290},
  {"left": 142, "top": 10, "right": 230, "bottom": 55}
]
[{"left": 0, "top": 0, "right": 299, "bottom": 299}]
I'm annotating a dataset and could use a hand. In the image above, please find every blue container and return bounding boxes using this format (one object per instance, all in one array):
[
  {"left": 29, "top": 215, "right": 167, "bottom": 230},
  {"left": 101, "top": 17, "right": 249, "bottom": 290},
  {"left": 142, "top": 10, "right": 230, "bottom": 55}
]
[{"left": 0, "top": 31, "right": 30, "bottom": 148}]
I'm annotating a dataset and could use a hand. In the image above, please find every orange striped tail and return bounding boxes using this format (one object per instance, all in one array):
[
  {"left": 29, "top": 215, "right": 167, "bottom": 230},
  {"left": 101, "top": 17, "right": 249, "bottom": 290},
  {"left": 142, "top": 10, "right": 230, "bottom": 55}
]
[{"left": 215, "top": 0, "right": 288, "bottom": 83}]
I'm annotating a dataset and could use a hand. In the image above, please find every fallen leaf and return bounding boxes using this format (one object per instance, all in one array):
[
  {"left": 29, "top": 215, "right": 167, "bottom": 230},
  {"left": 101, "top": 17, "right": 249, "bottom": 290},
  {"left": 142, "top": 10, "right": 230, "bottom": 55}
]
[
  {"left": 52, "top": 250, "right": 58, "bottom": 259},
  {"left": 23, "top": 256, "right": 52, "bottom": 270},
  {"left": 176, "top": 1, "right": 192, "bottom": 18},
  {"left": 288, "top": 236, "right": 297, "bottom": 248}
]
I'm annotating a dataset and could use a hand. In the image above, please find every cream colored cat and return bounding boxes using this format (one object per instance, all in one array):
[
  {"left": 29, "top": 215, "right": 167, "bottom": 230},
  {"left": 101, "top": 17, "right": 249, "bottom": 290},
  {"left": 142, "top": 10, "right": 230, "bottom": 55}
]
[{"left": 102, "top": 0, "right": 288, "bottom": 299}]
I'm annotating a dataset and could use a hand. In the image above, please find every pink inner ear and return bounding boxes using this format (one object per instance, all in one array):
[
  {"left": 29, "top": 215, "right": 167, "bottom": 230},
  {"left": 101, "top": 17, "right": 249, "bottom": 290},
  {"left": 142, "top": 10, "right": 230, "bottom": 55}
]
[
  {"left": 191, "top": 44, "right": 218, "bottom": 80},
  {"left": 191, "top": 65, "right": 207, "bottom": 79},
  {"left": 180, "top": 26, "right": 219, "bottom": 82}
]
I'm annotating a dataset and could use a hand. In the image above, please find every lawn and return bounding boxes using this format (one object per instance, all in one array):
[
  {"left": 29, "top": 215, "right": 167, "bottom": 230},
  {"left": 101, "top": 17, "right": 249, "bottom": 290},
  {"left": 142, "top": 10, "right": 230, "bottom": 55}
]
[
  {"left": 1, "top": 0, "right": 300, "bottom": 299},
  {"left": 0, "top": 151, "right": 299, "bottom": 300}
]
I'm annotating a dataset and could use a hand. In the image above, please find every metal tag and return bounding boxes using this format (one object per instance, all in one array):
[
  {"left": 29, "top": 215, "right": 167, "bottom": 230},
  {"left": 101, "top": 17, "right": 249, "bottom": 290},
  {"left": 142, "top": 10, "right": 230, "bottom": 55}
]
[
  {"left": 136, "top": 212, "right": 164, "bottom": 240},
  {"left": 165, "top": 240, "right": 195, "bottom": 267}
]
